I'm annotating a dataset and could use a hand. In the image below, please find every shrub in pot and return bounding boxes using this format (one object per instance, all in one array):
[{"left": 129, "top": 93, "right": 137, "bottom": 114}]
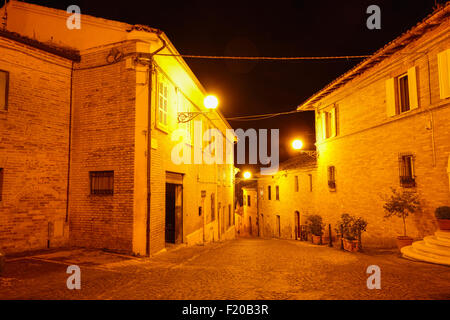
[
  {"left": 306, "top": 215, "right": 324, "bottom": 245},
  {"left": 435, "top": 206, "right": 450, "bottom": 231},
  {"left": 336, "top": 214, "right": 367, "bottom": 252},
  {"left": 382, "top": 188, "right": 421, "bottom": 250}
]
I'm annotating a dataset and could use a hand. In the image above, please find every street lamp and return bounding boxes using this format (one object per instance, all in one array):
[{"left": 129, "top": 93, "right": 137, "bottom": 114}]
[
  {"left": 177, "top": 94, "right": 219, "bottom": 123},
  {"left": 243, "top": 171, "right": 252, "bottom": 180},
  {"left": 291, "top": 138, "right": 318, "bottom": 158},
  {"left": 292, "top": 139, "right": 303, "bottom": 150}
]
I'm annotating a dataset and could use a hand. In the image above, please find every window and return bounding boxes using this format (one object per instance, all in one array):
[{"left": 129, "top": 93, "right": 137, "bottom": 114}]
[
  {"left": 328, "top": 166, "right": 336, "bottom": 190},
  {"left": 397, "top": 74, "right": 410, "bottom": 113},
  {"left": 320, "top": 106, "right": 337, "bottom": 140},
  {"left": 294, "top": 176, "right": 299, "bottom": 192},
  {"left": 231, "top": 204, "right": 235, "bottom": 225},
  {"left": 90, "top": 171, "right": 114, "bottom": 195},
  {"left": 275, "top": 186, "right": 279, "bottom": 200},
  {"left": 268, "top": 186, "right": 271, "bottom": 200},
  {"left": 308, "top": 174, "right": 313, "bottom": 192},
  {"left": 247, "top": 195, "right": 251, "bottom": 207},
  {"left": 399, "top": 154, "right": 416, "bottom": 188},
  {"left": 158, "top": 76, "right": 169, "bottom": 128},
  {"left": 211, "top": 193, "right": 215, "bottom": 221},
  {"left": 386, "top": 67, "right": 418, "bottom": 117},
  {"left": 0, "top": 70, "right": 9, "bottom": 110},
  {"left": 177, "top": 89, "right": 191, "bottom": 143},
  {"left": 228, "top": 204, "right": 231, "bottom": 227},
  {"left": 0, "top": 168, "right": 3, "bottom": 201},
  {"left": 437, "top": 49, "right": 450, "bottom": 99},
  {"left": 243, "top": 194, "right": 246, "bottom": 206}
]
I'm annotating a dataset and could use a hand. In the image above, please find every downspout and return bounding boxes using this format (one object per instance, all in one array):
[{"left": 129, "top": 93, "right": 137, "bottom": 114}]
[
  {"left": 426, "top": 52, "right": 437, "bottom": 167},
  {"left": 145, "top": 32, "right": 167, "bottom": 256},
  {"left": 66, "top": 61, "right": 74, "bottom": 223}
]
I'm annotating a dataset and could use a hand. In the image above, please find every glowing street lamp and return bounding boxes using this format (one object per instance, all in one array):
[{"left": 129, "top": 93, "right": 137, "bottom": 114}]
[
  {"left": 204, "top": 95, "right": 219, "bottom": 109},
  {"left": 292, "top": 139, "right": 303, "bottom": 150},
  {"left": 243, "top": 171, "right": 252, "bottom": 180},
  {"left": 177, "top": 94, "right": 219, "bottom": 123},
  {"left": 292, "top": 138, "right": 317, "bottom": 158}
]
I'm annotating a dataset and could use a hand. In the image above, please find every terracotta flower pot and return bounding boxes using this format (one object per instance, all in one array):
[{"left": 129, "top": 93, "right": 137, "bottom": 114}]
[
  {"left": 396, "top": 236, "right": 413, "bottom": 250},
  {"left": 312, "top": 235, "right": 322, "bottom": 245},
  {"left": 343, "top": 238, "right": 359, "bottom": 252},
  {"left": 437, "top": 219, "right": 450, "bottom": 231}
]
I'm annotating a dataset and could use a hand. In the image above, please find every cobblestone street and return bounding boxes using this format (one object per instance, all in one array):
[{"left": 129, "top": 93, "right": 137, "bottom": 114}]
[{"left": 1, "top": 238, "right": 450, "bottom": 300}]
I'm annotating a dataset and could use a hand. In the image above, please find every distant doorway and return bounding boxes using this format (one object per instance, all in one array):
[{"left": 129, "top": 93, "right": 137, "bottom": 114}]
[
  {"left": 165, "top": 182, "right": 183, "bottom": 244},
  {"left": 276, "top": 215, "right": 281, "bottom": 238},
  {"left": 295, "top": 211, "right": 300, "bottom": 240}
]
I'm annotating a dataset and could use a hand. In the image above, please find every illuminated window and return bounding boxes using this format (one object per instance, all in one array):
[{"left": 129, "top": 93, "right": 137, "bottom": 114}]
[
  {"left": 0, "top": 168, "right": 3, "bottom": 201},
  {"left": 328, "top": 166, "right": 336, "bottom": 190},
  {"left": 397, "top": 74, "right": 410, "bottom": 113},
  {"left": 268, "top": 186, "right": 271, "bottom": 200},
  {"left": 308, "top": 174, "right": 313, "bottom": 192},
  {"left": 275, "top": 186, "right": 279, "bottom": 200},
  {"left": 386, "top": 67, "right": 418, "bottom": 117},
  {"left": 0, "top": 70, "right": 9, "bottom": 110},
  {"left": 294, "top": 176, "right": 299, "bottom": 192},
  {"left": 158, "top": 77, "right": 169, "bottom": 128},
  {"left": 90, "top": 171, "right": 114, "bottom": 195},
  {"left": 321, "top": 107, "right": 337, "bottom": 140},
  {"left": 399, "top": 154, "right": 416, "bottom": 188}
]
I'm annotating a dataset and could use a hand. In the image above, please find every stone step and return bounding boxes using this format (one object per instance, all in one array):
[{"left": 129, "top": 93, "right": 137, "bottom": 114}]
[
  {"left": 435, "top": 230, "right": 450, "bottom": 240},
  {"left": 424, "top": 235, "right": 450, "bottom": 248},
  {"left": 412, "top": 241, "right": 450, "bottom": 257},
  {"left": 401, "top": 245, "right": 450, "bottom": 266}
]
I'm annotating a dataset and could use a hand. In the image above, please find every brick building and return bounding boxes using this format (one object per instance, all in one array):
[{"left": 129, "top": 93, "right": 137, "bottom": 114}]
[
  {"left": 256, "top": 155, "right": 317, "bottom": 240},
  {"left": 0, "top": 1, "right": 235, "bottom": 255},
  {"left": 294, "top": 4, "right": 450, "bottom": 247},
  {"left": 237, "top": 186, "right": 258, "bottom": 237}
]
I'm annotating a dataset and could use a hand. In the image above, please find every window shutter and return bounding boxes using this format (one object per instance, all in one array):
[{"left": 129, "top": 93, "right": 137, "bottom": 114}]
[
  {"left": 408, "top": 66, "right": 419, "bottom": 110},
  {"left": 330, "top": 107, "right": 337, "bottom": 137},
  {"left": 320, "top": 112, "right": 327, "bottom": 140},
  {"left": 386, "top": 77, "right": 396, "bottom": 117},
  {"left": 437, "top": 49, "right": 450, "bottom": 99}
]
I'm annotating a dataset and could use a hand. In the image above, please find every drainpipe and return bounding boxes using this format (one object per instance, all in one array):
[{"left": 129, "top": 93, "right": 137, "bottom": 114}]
[
  {"left": 144, "top": 32, "right": 167, "bottom": 256},
  {"left": 426, "top": 52, "right": 437, "bottom": 167},
  {"left": 66, "top": 61, "right": 74, "bottom": 223}
]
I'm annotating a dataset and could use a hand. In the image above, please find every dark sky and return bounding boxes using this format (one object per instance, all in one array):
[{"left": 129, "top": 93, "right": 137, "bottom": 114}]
[{"left": 27, "top": 0, "right": 440, "bottom": 169}]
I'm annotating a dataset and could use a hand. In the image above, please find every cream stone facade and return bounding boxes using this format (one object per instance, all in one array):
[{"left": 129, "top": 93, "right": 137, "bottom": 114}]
[
  {"left": 238, "top": 186, "right": 258, "bottom": 237},
  {"left": 257, "top": 155, "right": 317, "bottom": 240},
  {"left": 0, "top": 1, "right": 235, "bottom": 255},
  {"left": 295, "top": 4, "right": 450, "bottom": 247}
]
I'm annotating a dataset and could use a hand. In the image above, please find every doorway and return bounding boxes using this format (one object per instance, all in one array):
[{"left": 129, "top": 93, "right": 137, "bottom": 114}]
[
  {"left": 295, "top": 211, "right": 300, "bottom": 240},
  {"left": 165, "top": 182, "right": 183, "bottom": 244},
  {"left": 276, "top": 215, "right": 281, "bottom": 238}
]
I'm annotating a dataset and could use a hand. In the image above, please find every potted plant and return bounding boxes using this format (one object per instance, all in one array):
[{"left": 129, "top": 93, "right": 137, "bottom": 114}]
[
  {"left": 336, "top": 214, "right": 367, "bottom": 252},
  {"left": 306, "top": 215, "right": 324, "bottom": 245},
  {"left": 382, "top": 188, "right": 421, "bottom": 250},
  {"left": 435, "top": 206, "right": 450, "bottom": 231}
]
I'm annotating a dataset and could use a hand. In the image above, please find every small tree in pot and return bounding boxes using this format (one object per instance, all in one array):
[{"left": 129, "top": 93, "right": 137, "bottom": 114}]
[
  {"left": 306, "top": 215, "right": 324, "bottom": 245},
  {"left": 382, "top": 188, "right": 421, "bottom": 250},
  {"left": 435, "top": 206, "right": 450, "bottom": 231},
  {"left": 336, "top": 213, "right": 367, "bottom": 252}
]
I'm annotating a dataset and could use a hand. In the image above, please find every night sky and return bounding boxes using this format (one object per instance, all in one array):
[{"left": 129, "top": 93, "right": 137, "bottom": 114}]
[{"left": 26, "top": 0, "right": 440, "bottom": 169}]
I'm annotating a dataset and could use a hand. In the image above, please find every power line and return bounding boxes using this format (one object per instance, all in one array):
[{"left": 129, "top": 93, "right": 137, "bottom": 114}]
[
  {"left": 155, "top": 53, "right": 371, "bottom": 61},
  {"left": 226, "top": 109, "right": 304, "bottom": 121}
]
